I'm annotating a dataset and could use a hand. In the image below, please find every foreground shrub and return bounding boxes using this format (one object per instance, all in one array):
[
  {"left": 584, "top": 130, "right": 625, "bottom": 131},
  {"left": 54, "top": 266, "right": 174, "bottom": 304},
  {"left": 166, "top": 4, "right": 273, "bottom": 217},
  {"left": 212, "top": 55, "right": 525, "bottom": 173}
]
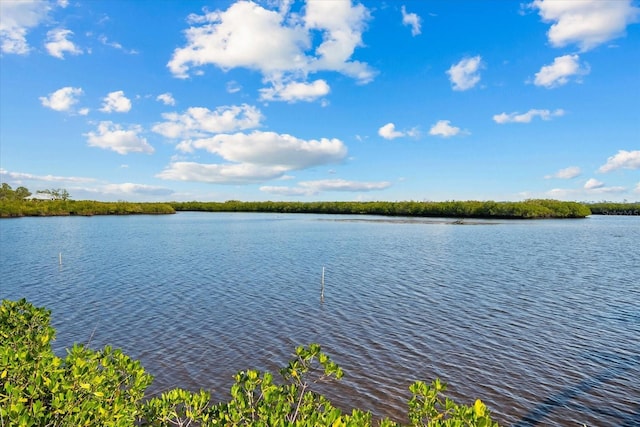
[{"left": 1, "top": 299, "right": 498, "bottom": 426}]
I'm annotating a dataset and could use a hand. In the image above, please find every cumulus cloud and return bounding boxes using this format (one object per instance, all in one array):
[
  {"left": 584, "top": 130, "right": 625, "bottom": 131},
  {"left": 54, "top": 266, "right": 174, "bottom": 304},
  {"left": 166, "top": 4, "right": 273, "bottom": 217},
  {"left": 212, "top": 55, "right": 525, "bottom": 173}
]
[
  {"left": 183, "top": 131, "right": 347, "bottom": 169},
  {"left": 635, "top": 182, "right": 640, "bottom": 194},
  {"left": 545, "top": 166, "right": 581, "bottom": 179},
  {"left": 429, "top": 120, "right": 465, "bottom": 138},
  {"left": 0, "top": 0, "right": 51, "bottom": 54},
  {"left": 401, "top": 5, "right": 421, "bottom": 36},
  {"left": 157, "top": 131, "right": 348, "bottom": 184},
  {"left": 304, "top": 1, "right": 373, "bottom": 81},
  {"left": 152, "top": 104, "right": 263, "bottom": 139},
  {"left": 260, "top": 179, "right": 391, "bottom": 196},
  {"left": 598, "top": 150, "right": 640, "bottom": 173},
  {"left": 260, "top": 79, "right": 330, "bottom": 102},
  {"left": 493, "top": 108, "right": 565, "bottom": 124},
  {"left": 378, "top": 123, "right": 404, "bottom": 140},
  {"left": 167, "top": 0, "right": 374, "bottom": 101},
  {"left": 447, "top": 56, "right": 483, "bottom": 91},
  {"left": 100, "top": 91, "right": 132, "bottom": 113},
  {"left": 156, "top": 162, "right": 288, "bottom": 184},
  {"left": 584, "top": 178, "right": 604, "bottom": 190},
  {"left": 378, "top": 123, "right": 418, "bottom": 140},
  {"left": 45, "top": 28, "right": 82, "bottom": 59},
  {"left": 530, "top": 0, "right": 640, "bottom": 51},
  {"left": 85, "top": 121, "right": 154, "bottom": 155},
  {"left": 533, "top": 54, "right": 590, "bottom": 88},
  {"left": 39, "top": 86, "right": 84, "bottom": 113},
  {"left": 156, "top": 92, "right": 176, "bottom": 106}
]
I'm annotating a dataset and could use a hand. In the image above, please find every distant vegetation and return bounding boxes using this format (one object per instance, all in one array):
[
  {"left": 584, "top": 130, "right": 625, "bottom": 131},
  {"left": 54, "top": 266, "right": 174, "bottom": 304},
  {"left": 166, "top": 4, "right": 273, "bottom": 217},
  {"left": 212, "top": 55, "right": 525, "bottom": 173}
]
[
  {"left": 0, "top": 185, "right": 175, "bottom": 218},
  {"left": 1, "top": 298, "right": 499, "bottom": 426},
  {"left": 3, "top": 183, "right": 638, "bottom": 218},
  {"left": 0, "top": 199, "right": 175, "bottom": 218},
  {"left": 171, "top": 199, "right": 592, "bottom": 219},
  {"left": 586, "top": 202, "right": 640, "bottom": 216}
]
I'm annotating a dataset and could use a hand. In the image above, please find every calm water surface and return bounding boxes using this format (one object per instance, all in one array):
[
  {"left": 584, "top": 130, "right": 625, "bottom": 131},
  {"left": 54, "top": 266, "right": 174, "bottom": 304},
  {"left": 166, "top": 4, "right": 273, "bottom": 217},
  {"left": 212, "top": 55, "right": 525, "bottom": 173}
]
[{"left": 1, "top": 212, "right": 639, "bottom": 426}]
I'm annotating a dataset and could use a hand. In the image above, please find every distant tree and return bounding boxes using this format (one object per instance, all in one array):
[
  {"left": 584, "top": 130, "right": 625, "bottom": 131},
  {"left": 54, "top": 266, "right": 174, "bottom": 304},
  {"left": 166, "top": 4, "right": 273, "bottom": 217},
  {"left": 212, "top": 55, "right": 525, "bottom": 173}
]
[
  {"left": 37, "top": 188, "right": 70, "bottom": 200},
  {"left": 0, "top": 183, "right": 14, "bottom": 200},
  {"left": 0, "top": 184, "right": 32, "bottom": 200},
  {"left": 14, "top": 186, "right": 32, "bottom": 200}
]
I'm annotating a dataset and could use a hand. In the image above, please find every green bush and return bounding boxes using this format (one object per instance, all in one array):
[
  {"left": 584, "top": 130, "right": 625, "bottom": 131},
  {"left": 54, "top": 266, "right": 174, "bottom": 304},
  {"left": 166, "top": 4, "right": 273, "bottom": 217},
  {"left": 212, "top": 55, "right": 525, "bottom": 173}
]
[{"left": 1, "top": 299, "right": 499, "bottom": 426}]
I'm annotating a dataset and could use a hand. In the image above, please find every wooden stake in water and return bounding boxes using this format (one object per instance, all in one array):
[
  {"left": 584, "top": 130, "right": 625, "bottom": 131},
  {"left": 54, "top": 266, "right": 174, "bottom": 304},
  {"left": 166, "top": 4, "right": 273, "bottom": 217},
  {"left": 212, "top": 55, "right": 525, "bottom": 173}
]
[
  {"left": 59, "top": 252, "right": 62, "bottom": 266},
  {"left": 320, "top": 266, "right": 325, "bottom": 303}
]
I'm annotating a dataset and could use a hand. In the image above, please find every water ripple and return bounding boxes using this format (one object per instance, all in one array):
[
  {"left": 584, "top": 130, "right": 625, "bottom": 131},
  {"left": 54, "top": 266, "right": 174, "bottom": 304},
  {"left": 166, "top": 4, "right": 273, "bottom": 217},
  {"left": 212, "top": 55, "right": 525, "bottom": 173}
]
[{"left": 2, "top": 214, "right": 639, "bottom": 426}]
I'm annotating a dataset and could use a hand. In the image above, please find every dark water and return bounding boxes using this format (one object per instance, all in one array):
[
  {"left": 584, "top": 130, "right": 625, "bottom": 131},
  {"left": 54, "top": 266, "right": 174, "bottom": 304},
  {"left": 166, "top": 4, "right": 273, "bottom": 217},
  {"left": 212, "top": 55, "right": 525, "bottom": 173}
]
[{"left": 1, "top": 212, "right": 639, "bottom": 426}]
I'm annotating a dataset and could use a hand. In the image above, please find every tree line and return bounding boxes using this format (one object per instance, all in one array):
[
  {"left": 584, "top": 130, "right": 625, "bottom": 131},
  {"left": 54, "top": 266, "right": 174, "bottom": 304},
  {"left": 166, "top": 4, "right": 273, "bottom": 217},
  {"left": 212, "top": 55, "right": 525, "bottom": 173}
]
[
  {"left": 0, "top": 184, "right": 175, "bottom": 217},
  {"left": 586, "top": 202, "right": 640, "bottom": 215},
  {"left": 171, "top": 199, "right": 592, "bottom": 219},
  {"left": 3, "top": 183, "right": 638, "bottom": 218}
]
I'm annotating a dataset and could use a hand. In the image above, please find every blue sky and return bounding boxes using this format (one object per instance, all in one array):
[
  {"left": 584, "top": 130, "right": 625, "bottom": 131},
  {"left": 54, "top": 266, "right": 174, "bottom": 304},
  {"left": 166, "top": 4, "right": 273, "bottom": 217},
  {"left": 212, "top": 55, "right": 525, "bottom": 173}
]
[{"left": 1, "top": 0, "right": 639, "bottom": 202}]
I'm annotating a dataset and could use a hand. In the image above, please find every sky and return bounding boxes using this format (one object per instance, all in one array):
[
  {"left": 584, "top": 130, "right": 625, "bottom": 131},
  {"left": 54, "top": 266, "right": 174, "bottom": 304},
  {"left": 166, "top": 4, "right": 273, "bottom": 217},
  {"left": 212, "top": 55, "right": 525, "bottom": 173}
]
[{"left": 1, "top": 0, "right": 639, "bottom": 203}]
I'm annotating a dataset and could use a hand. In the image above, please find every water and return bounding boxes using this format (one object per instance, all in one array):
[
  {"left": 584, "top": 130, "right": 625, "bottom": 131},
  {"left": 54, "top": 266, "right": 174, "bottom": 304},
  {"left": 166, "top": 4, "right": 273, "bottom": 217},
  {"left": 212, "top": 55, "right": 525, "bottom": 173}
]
[{"left": 1, "top": 212, "right": 639, "bottom": 426}]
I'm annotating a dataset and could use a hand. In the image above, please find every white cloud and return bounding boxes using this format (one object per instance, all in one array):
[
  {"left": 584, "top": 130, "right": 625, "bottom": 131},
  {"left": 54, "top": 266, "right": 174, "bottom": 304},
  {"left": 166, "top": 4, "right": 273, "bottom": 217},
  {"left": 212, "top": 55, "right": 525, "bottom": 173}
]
[
  {"left": 98, "top": 35, "right": 138, "bottom": 54},
  {"left": 635, "top": 182, "right": 640, "bottom": 194},
  {"left": 157, "top": 131, "right": 348, "bottom": 184},
  {"left": 153, "top": 104, "right": 263, "bottom": 139},
  {"left": 530, "top": 0, "right": 640, "bottom": 51},
  {"left": 85, "top": 121, "right": 154, "bottom": 155},
  {"left": 260, "top": 79, "right": 330, "bottom": 102},
  {"left": 493, "top": 108, "right": 565, "bottom": 124},
  {"left": 378, "top": 122, "right": 418, "bottom": 140},
  {"left": 45, "top": 28, "right": 82, "bottom": 59},
  {"left": 156, "top": 92, "right": 176, "bottom": 106},
  {"left": 378, "top": 123, "right": 404, "bottom": 140},
  {"left": 547, "top": 184, "right": 627, "bottom": 199},
  {"left": 429, "top": 120, "right": 465, "bottom": 138},
  {"left": 100, "top": 91, "right": 132, "bottom": 113},
  {"left": 401, "top": 5, "right": 421, "bottom": 36},
  {"left": 100, "top": 183, "right": 174, "bottom": 196},
  {"left": 0, "top": 168, "right": 96, "bottom": 183},
  {"left": 302, "top": 0, "right": 373, "bottom": 82},
  {"left": 156, "top": 162, "right": 287, "bottom": 184},
  {"left": 0, "top": 0, "right": 51, "bottom": 54},
  {"left": 584, "top": 178, "right": 604, "bottom": 189},
  {"left": 533, "top": 54, "right": 589, "bottom": 88},
  {"left": 545, "top": 166, "right": 581, "bottom": 179},
  {"left": 447, "top": 56, "right": 483, "bottom": 91},
  {"left": 261, "top": 179, "right": 391, "bottom": 196},
  {"left": 39, "top": 86, "right": 84, "bottom": 112},
  {"left": 226, "top": 80, "right": 242, "bottom": 93},
  {"left": 598, "top": 150, "right": 640, "bottom": 173},
  {"left": 167, "top": 0, "right": 374, "bottom": 97},
  {"left": 186, "top": 131, "right": 347, "bottom": 170}
]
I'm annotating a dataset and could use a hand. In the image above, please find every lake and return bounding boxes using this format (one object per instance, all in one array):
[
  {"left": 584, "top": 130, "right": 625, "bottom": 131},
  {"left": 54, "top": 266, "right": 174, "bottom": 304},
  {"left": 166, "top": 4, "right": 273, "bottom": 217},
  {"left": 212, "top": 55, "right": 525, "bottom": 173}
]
[{"left": 1, "top": 212, "right": 638, "bottom": 426}]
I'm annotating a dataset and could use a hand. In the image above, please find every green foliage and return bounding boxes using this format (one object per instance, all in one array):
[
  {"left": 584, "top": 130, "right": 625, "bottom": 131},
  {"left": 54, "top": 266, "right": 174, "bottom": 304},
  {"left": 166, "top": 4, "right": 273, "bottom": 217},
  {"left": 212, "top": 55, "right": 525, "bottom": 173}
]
[
  {"left": 0, "top": 184, "right": 598, "bottom": 219},
  {"left": 586, "top": 202, "right": 640, "bottom": 215},
  {"left": 1, "top": 299, "right": 153, "bottom": 426},
  {"left": 408, "top": 379, "right": 498, "bottom": 427},
  {"left": 0, "top": 184, "right": 31, "bottom": 201},
  {"left": 171, "top": 199, "right": 591, "bottom": 219},
  {"left": 1, "top": 299, "right": 500, "bottom": 426},
  {"left": 0, "top": 199, "right": 175, "bottom": 218}
]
